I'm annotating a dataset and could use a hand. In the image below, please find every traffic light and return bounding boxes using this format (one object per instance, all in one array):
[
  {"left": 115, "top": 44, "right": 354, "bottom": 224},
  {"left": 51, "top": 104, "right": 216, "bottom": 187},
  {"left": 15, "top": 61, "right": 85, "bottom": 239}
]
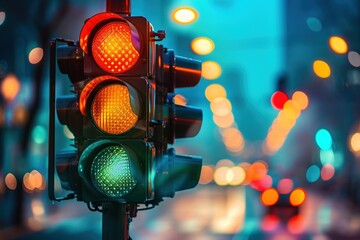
[{"left": 49, "top": 11, "right": 203, "bottom": 206}]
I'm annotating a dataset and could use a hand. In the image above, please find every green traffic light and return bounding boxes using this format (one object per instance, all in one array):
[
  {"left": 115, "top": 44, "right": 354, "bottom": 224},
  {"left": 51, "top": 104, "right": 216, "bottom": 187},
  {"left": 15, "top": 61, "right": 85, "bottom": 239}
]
[{"left": 91, "top": 145, "right": 137, "bottom": 198}]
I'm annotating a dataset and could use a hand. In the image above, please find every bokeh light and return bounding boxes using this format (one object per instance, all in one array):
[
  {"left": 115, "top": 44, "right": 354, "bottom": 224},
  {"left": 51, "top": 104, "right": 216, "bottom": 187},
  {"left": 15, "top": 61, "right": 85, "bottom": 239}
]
[
  {"left": 289, "top": 188, "right": 306, "bottom": 206},
  {"left": 210, "top": 97, "right": 232, "bottom": 116},
  {"left": 199, "top": 166, "right": 214, "bottom": 185},
  {"left": 213, "top": 112, "right": 234, "bottom": 128},
  {"left": 315, "top": 128, "right": 332, "bottom": 150},
  {"left": 191, "top": 37, "right": 215, "bottom": 55},
  {"left": 321, "top": 164, "right": 335, "bottom": 181},
  {"left": 348, "top": 51, "right": 360, "bottom": 67},
  {"left": 350, "top": 132, "right": 360, "bottom": 152},
  {"left": 261, "top": 188, "right": 279, "bottom": 206},
  {"left": 1, "top": 73, "right": 21, "bottom": 101},
  {"left": 0, "top": 12, "right": 5, "bottom": 26},
  {"left": 329, "top": 36, "right": 348, "bottom": 54},
  {"left": 32, "top": 125, "right": 47, "bottom": 144},
  {"left": 306, "top": 165, "right": 320, "bottom": 183},
  {"left": 306, "top": 17, "right": 322, "bottom": 32},
  {"left": 205, "top": 84, "right": 227, "bottom": 102},
  {"left": 202, "top": 61, "right": 222, "bottom": 80},
  {"left": 313, "top": 60, "right": 331, "bottom": 79},
  {"left": 171, "top": 7, "right": 198, "bottom": 24},
  {"left": 5, "top": 173, "right": 17, "bottom": 190},
  {"left": 277, "top": 178, "right": 294, "bottom": 194},
  {"left": 229, "top": 166, "right": 246, "bottom": 186},
  {"left": 28, "top": 47, "right": 44, "bottom": 64},
  {"left": 271, "top": 91, "right": 288, "bottom": 110},
  {"left": 214, "top": 166, "right": 230, "bottom": 186},
  {"left": 173, "top": 94, "right": 187, "bottom": 106},
  {"left": 283, "top": 100, "right": 301, "bottom": 120},
  {"left": 292, "top": 91, "right": 309, "bottom": 110}
]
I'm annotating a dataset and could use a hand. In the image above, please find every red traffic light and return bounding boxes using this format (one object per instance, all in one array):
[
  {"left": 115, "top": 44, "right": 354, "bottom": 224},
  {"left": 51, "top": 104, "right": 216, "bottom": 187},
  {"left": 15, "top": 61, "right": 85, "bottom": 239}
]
[{"left": 80, "top": 13, "right": 141, "bottom": 74}]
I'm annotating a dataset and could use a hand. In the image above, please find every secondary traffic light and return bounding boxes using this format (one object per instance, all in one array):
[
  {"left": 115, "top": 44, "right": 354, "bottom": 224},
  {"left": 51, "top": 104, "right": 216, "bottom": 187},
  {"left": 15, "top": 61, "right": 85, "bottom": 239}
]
[{"left": 49, "top": 11, "right": 203, "bottom": 206}]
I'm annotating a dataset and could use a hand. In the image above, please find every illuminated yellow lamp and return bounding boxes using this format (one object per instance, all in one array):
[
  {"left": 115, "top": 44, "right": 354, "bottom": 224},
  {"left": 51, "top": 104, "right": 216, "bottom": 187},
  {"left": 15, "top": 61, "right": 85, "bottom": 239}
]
[
  {"left": 313, "top": 60, "right": 331, "bottom": 79},
  {"left": 205, "top": 84, "right": 227, "bottom": 102},
  {"left": 191, "top": 37, "right": 215, "bottom": 55},
  {"left": 292, "top": 91, "right": 309, "bottom": 111},
  {"left": 289, "top": 188, "right": 306, "bottom": 206},
  {"left": 5, "top": 173, "right": 17, "bottom": 190},
  {"left": 64, "top": 126, "right": 74, "bottom": 139},
  {"left": 1, "top": 73, "right": 20, "bottom": 101},
  {"left": 202, "top": 61, "right": 222, "bottom": 80},
  {"left": 23, "top": 172, "right": 35, "bottom": 192},
  {"left": 38, "top": 175, "right": 46, "bottom": 191},
  {"left": 214, "top": 166, "right": 231, "bottom": 186},
  {"left": 229, "top": 166, "right": 246, "bottom": 186},
  {"left": 28, "top": 47, "right": 44, "bottom": 64},
  {"left": 329, "top": 36, "right": 348, "bottom": 54},
  {"left": 283, "top": 100, "right": 301, "bottom": 120},
  {"left": 261, "top": 188, "right": 279, "bottom": 206},
  {"left": 171, "top": 7, "right": 198, "bottom": 24},
  {"left": 213, "top": 112, "right": 234, "bottom": 128},
  {"left": 210, "top": 97, "right": 232, "bottom": 116},
  {"left": 216, "top": 159, "right": 234, "bottom": 168},
  {"left": 199, "top": 165, "right": 214, "bottom": 185},
  {"left": 174, "top": 94, "right": 187, "bottom": 106},
  {"left": 350, "top": 132, "right": 360, "bottom": 153}
]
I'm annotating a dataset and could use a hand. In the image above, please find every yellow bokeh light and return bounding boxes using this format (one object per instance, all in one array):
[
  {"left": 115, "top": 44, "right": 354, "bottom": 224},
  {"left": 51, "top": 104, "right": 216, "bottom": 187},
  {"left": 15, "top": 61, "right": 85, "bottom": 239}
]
[
  {"left": 172, "top": 7, "right": 198, "bottom": 24},
  {"left": 214, "top": 166, "right": 230, "bottom": 186},
  {"left": 350, "top": 132, "right": 360, "bottom": 152},
  {"left": 229, "top": 166, "right": 246, "bottom": 186},
  {"left": 28, "top": 47, "right": 44, "bottom": 64},
  {"left": 213, "top": 112, "right": 234, "bottom": 128},
  {"left": 216, "top": 159, "right": 234, "bottom": 168},
  {"left": 329, "top": 36, "right": 348, "bottom": 54},
  {"left": 261, "top": 188, "right": 279, "bottom": 206},
  {"left": 191, "top": 37, "right": 215, "bottom": 55},
  {"left": 283, "top": 100, "right": 301, "bottom": 120},
  {"left": 1, "top": 73, "right": 21, "bottom": 101},
  {"left": 210, "top": 97, "right": 232, "bottom": 116},
  {"left": 313, "top": 60, "right": 331, "bottom": 79},
  {"left": 5, "top": 173, "right": 17, "bottom": 190},
  {"left": 289, "top": 188, "right": 306, "bottom": 206},
  {"left": 205, "top": 84, "right": 227, "bottom": 102},
  {"left": 292, "top": 91, "right": 309, "bottom": 110},
  {"left": 202, "top": 61, "right": 222, "bottom": 80},
  {"left": 199, "top": 166, "right": 214, "bottom": 185},
  {"left": 174, "top": 94, "right": 187, "bottom": 106}
]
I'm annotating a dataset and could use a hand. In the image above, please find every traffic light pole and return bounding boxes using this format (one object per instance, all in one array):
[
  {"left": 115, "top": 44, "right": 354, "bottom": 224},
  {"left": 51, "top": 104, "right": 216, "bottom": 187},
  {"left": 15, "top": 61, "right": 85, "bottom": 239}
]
[
  {"left": 106, "top": 0, "right": 130, "bottom": 15},
  {"left": 102, "top": 203, "right": 137, "bottom": 240}
]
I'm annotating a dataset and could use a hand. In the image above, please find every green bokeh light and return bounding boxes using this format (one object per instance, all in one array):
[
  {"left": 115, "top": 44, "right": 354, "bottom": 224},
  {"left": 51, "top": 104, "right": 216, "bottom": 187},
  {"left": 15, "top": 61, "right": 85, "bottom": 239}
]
[{"left": 32, "top": 125, "right": 47, "bottom": 144}]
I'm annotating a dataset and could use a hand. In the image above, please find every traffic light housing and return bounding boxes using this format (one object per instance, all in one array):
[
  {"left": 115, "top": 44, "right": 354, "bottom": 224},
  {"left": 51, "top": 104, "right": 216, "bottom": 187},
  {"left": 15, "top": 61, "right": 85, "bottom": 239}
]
[{"left": 49, "top": 11, "right": 203, "bottom": 206}]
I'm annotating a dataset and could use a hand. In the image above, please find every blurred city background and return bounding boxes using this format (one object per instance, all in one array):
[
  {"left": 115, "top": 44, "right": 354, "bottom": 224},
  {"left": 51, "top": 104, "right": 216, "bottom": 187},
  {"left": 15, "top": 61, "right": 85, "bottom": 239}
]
[{"left": 1, "top": 0, "right": 360, "bottom": 239}]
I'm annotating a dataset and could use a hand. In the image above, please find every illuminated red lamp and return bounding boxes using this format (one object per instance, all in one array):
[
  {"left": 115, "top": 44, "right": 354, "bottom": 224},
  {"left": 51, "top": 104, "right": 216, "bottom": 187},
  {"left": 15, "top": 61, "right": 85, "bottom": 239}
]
[
  {"left": 271, "top": 91, "right": 288, "bottom": 110},
  {"left": 79, "top": 12, "right": 140, "bottom": 74}
]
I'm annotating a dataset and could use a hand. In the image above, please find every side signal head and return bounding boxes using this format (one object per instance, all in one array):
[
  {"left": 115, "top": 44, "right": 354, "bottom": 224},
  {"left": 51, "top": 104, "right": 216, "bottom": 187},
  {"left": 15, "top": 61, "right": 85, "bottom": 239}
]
[{"left": 80, "top": 13, "right": 141, "bottom": 74}]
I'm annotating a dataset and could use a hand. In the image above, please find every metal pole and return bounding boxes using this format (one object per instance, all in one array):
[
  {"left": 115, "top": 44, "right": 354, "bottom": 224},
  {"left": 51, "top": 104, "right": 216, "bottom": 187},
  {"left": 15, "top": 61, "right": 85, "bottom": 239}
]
[
  {"left": 102, "top": 203, "right": 131, "bottom": 240},
  {"left": 106, "top": 0, "right": 131, "bottom": 15}
]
